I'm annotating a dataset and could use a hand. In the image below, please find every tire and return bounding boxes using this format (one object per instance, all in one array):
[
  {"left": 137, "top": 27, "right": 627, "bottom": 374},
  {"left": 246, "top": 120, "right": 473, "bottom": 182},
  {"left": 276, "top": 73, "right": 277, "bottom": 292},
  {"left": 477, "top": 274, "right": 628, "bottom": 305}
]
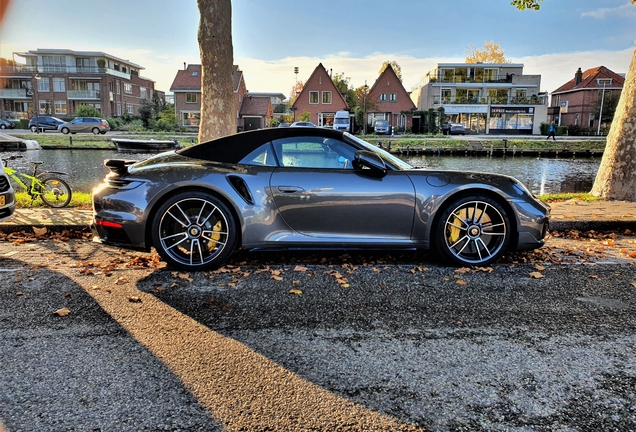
[
  {"left": 61, "top": 127, "right": 70, "bottom": 134},
  {"left": 0, "top": 124, "right": 5, "bottom": 129},
  {"left": 433, "top": 195, "right": 510, "bottom": 266},
  {"left": 38, "top": 176, "right": 72, "bottom": 208},
  {"left": 92, "top": 127, "right": 100, "bottom": 134},
  {"left": 30, "top": 126, "right": 38, "bottom": 133},
  {"left": 151, "top": 191, "right": 237, "bottom": 271}
]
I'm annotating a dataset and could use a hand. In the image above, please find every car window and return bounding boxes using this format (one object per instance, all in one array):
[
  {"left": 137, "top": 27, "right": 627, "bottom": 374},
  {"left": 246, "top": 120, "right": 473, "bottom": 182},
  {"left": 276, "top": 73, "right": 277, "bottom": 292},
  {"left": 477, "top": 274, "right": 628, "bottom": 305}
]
[
  {"left": 239, "top": 142, "right": 278, "bottom": 167},
  {"left": 273, "top": 136, "right": 357, "bottom": 169}
]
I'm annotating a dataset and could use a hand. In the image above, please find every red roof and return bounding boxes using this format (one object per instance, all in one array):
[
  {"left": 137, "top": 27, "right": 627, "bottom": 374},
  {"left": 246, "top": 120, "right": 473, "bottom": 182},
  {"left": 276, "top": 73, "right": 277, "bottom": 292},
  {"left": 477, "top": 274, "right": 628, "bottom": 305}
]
[
  {"left": 552, "top": 66, "right": 625, "bottom": 94},
  {"left": 170, "top": 64, "right": 244, "bottom": 92}
]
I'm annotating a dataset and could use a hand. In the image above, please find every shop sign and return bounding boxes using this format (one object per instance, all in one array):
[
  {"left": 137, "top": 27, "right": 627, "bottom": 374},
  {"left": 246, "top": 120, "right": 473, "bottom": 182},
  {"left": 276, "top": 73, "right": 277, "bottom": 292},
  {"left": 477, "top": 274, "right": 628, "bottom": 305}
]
[
  {"left": 442, "top": 105, "right": 488, "bottom": 114},
  {"left": 491, "top": 106, "right": 534, "bottom": 114}
]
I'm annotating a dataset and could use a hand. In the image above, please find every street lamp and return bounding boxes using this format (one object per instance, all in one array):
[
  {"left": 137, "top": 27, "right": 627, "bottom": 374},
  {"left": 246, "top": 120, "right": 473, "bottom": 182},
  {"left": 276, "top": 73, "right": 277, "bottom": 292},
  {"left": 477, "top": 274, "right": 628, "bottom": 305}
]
[
  {"left": 363, "top": 80, "right": 368, "bottom": 135},
  {"left": 597, "top": 81, "right": 607, "bottom": 136},
  {"left": 30, "top": 70, "right": 41, "bottom": 133}
]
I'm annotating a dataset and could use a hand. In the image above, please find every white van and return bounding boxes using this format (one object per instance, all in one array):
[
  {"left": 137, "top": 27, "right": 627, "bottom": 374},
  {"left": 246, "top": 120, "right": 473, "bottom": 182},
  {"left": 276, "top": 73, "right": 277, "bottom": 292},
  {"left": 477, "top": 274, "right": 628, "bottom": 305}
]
[{"left": 333, "top": 110, "right": 350, "bottom": 132}]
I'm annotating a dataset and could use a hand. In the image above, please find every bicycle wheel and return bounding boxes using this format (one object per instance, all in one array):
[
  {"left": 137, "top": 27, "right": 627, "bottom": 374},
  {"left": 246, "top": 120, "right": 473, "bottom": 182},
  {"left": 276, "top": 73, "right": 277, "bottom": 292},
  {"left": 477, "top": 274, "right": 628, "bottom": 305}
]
[{"left": 38, "top": 176, "right": 72, "bottom": 208}]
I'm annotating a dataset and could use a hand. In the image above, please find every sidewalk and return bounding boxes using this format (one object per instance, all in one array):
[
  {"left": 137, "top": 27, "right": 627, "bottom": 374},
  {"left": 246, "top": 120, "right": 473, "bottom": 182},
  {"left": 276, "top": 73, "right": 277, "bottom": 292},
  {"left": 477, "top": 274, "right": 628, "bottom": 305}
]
[{"left": 1, "top": 200, "right": 635, "bottom": 233}]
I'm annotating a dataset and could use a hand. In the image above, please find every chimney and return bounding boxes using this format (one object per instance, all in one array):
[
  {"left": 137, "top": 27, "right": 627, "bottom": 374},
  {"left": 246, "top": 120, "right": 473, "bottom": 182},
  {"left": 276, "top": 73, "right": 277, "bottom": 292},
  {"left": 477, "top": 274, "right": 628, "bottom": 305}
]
[
  {"left": 184, "top": 62, "right": 186, "bottom": 70},
  {"left": 575, "top": 67, "right": 583, "bottom": 86}
]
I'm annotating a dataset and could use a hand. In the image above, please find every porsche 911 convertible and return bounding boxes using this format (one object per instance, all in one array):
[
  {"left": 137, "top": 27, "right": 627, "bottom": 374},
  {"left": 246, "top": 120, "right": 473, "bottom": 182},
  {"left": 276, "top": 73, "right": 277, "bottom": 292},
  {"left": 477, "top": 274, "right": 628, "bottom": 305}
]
[{"left": 92, "top": 128, "right": 550, "bottom": 271}]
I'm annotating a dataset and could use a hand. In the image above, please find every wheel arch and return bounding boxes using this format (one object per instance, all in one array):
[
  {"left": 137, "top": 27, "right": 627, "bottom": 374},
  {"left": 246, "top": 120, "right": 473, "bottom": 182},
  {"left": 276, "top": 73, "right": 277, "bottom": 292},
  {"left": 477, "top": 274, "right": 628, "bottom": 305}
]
[
  {"left": 428, "top": 187, "right": 519, "bottom": 250},
  {"left": 143, "top": 185, "right": 243, "bottom": 251}
]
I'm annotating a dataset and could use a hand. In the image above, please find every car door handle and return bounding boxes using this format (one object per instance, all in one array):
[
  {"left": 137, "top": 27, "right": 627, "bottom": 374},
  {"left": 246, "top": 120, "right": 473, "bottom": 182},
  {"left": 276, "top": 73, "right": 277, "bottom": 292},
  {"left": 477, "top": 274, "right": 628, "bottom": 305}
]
[{"left": 277, "top": 186, "right": 304, "bottom": 193}]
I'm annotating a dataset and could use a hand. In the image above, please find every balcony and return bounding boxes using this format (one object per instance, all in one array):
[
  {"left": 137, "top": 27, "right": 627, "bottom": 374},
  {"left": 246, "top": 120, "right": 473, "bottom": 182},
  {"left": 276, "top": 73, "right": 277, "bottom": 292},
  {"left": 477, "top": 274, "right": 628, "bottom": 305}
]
[
  {"left": 0, "top": 65, "right": 131, "bottom": 80},
  {"left": 0, "top": 88, "right": 29, "bottom": 99},
  {"left": 432, "top": 95, "right": 547, "bottom": 106},
  {"left": 429, "top": 74, "right": 515, "bottom": 84},
  {"left": 67, "top": 90, "right": 101, "bottom": 100}
]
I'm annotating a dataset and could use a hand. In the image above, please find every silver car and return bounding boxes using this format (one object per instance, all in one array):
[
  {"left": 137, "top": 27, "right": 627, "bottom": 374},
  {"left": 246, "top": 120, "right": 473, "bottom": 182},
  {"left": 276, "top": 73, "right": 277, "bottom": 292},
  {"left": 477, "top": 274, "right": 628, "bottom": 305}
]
[
  {"left": 59, "top": 117, "right": 110, "bottom": 135},
  {"left": 92, "top": 128, "right": 550, "bottom": 271}
]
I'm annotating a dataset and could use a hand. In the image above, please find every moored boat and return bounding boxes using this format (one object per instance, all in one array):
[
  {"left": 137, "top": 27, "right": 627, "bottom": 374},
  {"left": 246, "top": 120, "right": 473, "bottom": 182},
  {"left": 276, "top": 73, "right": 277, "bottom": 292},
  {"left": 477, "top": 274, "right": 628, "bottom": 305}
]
[{"left": 112, "top": 138, "right": 181, "bottom": 153}]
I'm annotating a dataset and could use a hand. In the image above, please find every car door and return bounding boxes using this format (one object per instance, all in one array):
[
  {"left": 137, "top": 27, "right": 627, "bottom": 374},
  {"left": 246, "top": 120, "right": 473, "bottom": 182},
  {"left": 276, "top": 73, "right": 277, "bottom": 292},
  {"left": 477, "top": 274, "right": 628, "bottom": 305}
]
[{"left": 269, "top": 136, "right": 416, "bottom": 240}]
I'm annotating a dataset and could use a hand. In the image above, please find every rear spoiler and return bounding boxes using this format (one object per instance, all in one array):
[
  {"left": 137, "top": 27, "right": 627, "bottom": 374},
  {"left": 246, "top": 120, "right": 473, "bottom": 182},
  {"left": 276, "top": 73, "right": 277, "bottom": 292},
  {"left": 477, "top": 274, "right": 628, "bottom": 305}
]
[{"left": 104, "top": 159, "right": 137, "bottom": 176}]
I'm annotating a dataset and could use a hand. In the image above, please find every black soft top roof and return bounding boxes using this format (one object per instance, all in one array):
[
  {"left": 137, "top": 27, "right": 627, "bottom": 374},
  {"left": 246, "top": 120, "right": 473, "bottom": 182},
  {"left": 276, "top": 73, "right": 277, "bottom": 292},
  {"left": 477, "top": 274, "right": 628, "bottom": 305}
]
[{"left": 177, "top": 127, "right": 347, "bottom": 163}]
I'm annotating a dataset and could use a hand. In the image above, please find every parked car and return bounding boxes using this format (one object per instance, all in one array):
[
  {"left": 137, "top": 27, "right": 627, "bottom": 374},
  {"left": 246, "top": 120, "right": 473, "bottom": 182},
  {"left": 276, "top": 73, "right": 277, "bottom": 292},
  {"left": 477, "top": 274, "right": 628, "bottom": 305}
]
[
  {"left": 58, "top": 117, "right": 110, "bottom": 135},
  {"left": 374, "top": 120, "right": 390, "bottom": 135},
  {"left": 0, "top": 118, "right": 16, "bottom": 129},
  {"left": 0, "top": 161, "right": 16, "bottom": 222},
  {"left": 92, "top": 127, "right": 550, "bottom": 271},
  {"left": 28, "top": 116, "right": 65, "bottom": 133},
  {"left": 443, "top": 122, "right": 466, "bottom": 135},
  {"left": 278, "top": 123, "right": 291, "bottom": 128},
  {"left": 290, "top": 121, "right": 316, "bottom": 127}
]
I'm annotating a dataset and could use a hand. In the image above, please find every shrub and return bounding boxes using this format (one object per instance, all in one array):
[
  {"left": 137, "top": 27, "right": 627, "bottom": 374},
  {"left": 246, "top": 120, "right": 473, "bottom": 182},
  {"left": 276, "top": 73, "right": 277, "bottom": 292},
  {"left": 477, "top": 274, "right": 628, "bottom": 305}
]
[{"left": 75, "top": 105, "right": 103, "bottom": 117}]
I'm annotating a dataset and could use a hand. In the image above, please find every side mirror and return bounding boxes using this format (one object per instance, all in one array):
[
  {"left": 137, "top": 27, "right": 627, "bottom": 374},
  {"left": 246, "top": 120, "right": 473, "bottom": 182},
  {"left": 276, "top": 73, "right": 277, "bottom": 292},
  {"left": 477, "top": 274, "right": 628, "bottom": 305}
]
[{"left": 354, "top": 150, "right": 387, "bottom": 177}]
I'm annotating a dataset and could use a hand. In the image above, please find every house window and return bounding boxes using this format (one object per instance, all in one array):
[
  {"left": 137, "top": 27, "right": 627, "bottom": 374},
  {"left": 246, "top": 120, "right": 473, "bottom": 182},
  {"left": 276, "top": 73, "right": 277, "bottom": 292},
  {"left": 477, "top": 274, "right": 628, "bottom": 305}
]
[
  {"left": 124, "top": 83, "right": 132, "bottom": 94},
  {"left": 116, "top": 82, "right": 120, "bottom": 95},
  {"left": 126, "top": 103, "right": 134, "bottom": 114},
  {"left": 117, "top": 103, "right": 122, "bottom": 116},
  {"left": 53, "top": 78, "right": 65, "bottom": 92},
  {"left": 182, "top": 112, "right": 200, "bottom": 126},
  {"left": 389, "top": 93, "right": 397, "bottom": 102},
  {"left": 597, "top": 78, "right": 612, "bottom": 86},
  {"left": 441, "top": 88, "right": 451, "bottom": 103},
  {"left": 54, "top": 101, "right": 67, "bottom": 114},
  {"left": 42, "top": 56, "right": 66, "bottom": 72},
  {"left": 484, "top": 68, "right": 498, "bottom": 82},
  {"left": 516, "top": 88, "right": 527, "bottom": 99},
  {"left": 186, "top": 93, "right": 198, "bottom": 103},
  {"left": 309, "top": 91, "right": 319, "bottom": 104},
  {"left": 140, "top": 87, "right": 147, "bottom": 100},
  {"left": 37, "top": 78, "right": 50, "bottom": 92},
  {"left": 38, "top": 100, "right": 51, "bottom": 114},
  {"left": 440, "top": 68, "right": 455, "bottom": 83},
  {"left": 379, "top": 93, "right": 387, "bottom": 101},
  {"left": 322, "top": 91, "right": 332, "bottom": 104}
]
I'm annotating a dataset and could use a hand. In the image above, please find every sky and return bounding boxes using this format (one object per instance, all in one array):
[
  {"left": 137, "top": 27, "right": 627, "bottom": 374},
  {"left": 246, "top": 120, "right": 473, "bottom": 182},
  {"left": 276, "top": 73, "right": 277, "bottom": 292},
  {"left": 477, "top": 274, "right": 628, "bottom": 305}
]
[{"left": 0, "top": 0, "right": 633, "bottom": 100}]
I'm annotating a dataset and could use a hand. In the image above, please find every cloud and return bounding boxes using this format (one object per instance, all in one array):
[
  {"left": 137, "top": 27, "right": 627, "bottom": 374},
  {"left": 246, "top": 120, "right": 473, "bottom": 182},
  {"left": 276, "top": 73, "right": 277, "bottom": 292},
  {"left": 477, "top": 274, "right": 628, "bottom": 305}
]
[{"left": 581, "top": 2, "right": 636, "bottom": 19}]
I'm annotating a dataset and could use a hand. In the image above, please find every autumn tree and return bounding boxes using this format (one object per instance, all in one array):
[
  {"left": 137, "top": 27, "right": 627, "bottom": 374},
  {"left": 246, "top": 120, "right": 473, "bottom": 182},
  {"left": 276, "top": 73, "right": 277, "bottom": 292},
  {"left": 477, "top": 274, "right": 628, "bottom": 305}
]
[
  {"left": 379, "top": 61, "right": 402, "bottom": 82},
  {"left": 332, "top": 72, "right": 356, "bottom": 109},
  {"left": 466, "top": 41, "right": 510, "bottom": 64},
  {"left": 512, "top": 0, "right": 636, "bottom": 201},
  {"left": 197, "top": 0, "right": 235, "bottom": 142},
  {"left": 288, "top": 80, "right": 304, "bottom": 106}
]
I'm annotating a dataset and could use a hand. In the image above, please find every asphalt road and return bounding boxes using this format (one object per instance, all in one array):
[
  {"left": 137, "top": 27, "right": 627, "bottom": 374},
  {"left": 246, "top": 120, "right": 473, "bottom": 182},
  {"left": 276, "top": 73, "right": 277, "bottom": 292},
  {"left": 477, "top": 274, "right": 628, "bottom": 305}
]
[{"left": 1, "top": 231, "right": 635, "bottom": 431}]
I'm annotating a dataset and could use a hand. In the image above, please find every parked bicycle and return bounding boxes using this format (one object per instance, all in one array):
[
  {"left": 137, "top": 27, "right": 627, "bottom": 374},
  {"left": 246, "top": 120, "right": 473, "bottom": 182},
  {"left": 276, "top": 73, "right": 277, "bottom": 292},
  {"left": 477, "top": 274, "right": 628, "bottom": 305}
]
[{"left": 2, "top": 155, "right": 72, "bottom": 208}]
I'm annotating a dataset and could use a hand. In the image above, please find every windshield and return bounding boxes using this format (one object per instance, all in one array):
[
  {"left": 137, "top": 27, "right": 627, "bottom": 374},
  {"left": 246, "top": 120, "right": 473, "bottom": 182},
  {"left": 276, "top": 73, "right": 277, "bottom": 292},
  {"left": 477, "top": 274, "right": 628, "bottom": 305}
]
[
  {"left": 344, "top": 132, "right": 413, "bottom": 170},
  {"left": 334, "top": 118, "right": 348, "bottom": 124}
]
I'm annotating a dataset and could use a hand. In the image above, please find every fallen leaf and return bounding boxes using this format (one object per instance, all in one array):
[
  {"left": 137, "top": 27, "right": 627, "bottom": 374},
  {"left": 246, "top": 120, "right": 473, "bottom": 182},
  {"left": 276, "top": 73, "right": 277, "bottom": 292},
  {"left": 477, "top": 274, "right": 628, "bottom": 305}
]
[
  {"left": 16, "top": 292, "right": 23, "bottom": 296},
  {"left": 588, "top": 274, "right": 599, "bottom": 279},
  {"left": 456, "top": 279, "right": 468, "bottom": 285},
  {"left": 529, "top": 272, "right": 544, "bottom": 279},
  {"left": 289, "top": 289, "right": 303, "bottom": 295},
  {"left": 127, "top": 296, "right": 142, "bottom": 303},
  {"left": 271, "top": 275, "right": 283, "bottom": 281},
  {"left": 115, "top": 277, "right": 128, "bottom": 285},
  {"left": 534, "top": 264, "right": 546, "bottom": 271},
  {"left": 13, "top": 278, "right": 22, "bottom": 283},
  {"left": 293, "top": 266, "right": 308, "bottom": 272},
  {"left": 54, "top": 307, "right": 71, "bottom": 317},
  {"left": 455, "top": 267, "right": 471, "bottom": 274},
  {"left": 33, "top": 227, "right": 48, "bottom": 237}
]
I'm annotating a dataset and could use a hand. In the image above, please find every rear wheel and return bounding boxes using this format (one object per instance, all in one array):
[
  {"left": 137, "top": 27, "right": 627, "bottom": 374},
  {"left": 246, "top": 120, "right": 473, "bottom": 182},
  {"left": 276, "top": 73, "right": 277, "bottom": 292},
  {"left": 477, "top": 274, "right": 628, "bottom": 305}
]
[
  {"left": 30, "top": 126, "right": 38, "bottom": 133},
  {"left": 151, "top": 191, "right": 237, "bottom": 271},
  {"left": 38, "top": 176, "right": 72, "bottom": 208},
  {"left": 433, "top": 195, "right": 510, "bottom": 266}
]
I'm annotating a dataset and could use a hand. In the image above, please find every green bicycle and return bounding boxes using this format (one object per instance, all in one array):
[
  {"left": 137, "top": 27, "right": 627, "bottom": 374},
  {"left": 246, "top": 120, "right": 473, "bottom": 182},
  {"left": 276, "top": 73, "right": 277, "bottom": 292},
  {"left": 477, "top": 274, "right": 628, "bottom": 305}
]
[{"left": 2, "top": 155, "right": 73, "bottom": 208}]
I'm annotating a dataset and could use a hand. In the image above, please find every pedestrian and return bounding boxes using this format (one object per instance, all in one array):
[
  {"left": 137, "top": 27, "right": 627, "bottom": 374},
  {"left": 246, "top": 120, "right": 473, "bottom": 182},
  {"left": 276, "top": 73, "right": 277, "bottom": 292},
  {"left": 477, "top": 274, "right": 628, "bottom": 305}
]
[{"left": 547, "top": 121, "right": 557, "bottom": 141}]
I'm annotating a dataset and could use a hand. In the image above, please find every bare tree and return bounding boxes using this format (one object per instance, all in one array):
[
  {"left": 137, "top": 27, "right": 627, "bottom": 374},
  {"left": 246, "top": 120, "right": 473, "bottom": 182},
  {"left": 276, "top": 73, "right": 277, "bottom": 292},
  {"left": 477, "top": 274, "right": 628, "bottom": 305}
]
[{"left": 197, "top": 0, "right": 235, "bottom": 142}]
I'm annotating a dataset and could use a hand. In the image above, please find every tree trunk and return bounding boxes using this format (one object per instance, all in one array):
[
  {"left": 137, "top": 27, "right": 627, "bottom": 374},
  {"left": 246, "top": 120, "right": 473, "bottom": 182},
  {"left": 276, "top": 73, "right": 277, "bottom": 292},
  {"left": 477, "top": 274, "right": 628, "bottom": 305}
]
[
  {"left": 591, "top": 43, "right": 636, "bottom": 201},
  {"left": 197, "top": 0, "right": 235, "bottom": 142}
]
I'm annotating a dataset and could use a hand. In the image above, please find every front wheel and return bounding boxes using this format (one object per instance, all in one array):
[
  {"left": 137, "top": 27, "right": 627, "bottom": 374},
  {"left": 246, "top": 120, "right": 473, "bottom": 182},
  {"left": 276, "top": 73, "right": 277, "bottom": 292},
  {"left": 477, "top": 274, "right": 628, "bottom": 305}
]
[
  {"left": 92, "top": 127, "right": 100, "bottom": 134},
  {"left": 38, "top": 176, "right": 72, "bottom": 208},
  {"left": 432, "top": 195, "right": 511, "bottom": 267},
  {"left": 30, "top": 126, "right": 38, "bottom": 133},
  {"left": 151, "top": 191, "right": 237, "bottom": 271},
  {"left": 61, "top": 127, "right": 70, "bottom": 134}
]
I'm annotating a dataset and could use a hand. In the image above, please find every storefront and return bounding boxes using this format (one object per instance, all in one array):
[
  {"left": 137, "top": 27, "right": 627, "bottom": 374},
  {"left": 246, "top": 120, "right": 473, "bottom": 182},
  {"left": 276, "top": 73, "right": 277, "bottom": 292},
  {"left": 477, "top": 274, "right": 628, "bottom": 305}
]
[
  {"left": 489, "top": 106, "right": 534, "bottom": 135},
  {"left": 441, "top": 105, "right": 487, "bottom": 134}
]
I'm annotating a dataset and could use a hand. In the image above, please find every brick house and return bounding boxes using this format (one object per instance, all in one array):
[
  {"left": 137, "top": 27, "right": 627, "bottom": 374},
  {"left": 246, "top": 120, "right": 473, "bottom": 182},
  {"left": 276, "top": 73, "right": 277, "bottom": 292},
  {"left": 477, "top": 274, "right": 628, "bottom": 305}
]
[
  {"left": 548, "top": 66, "right": 625, "bottom": 130},
  {"left": 291, "top": 63, "right": 348, "bottom": 126},
  {"left": 240, "top": 95, "right": 274, "bottom": 131},
  {"left": 170, "top": 64, "right": 258, "bottom": 131},
  {"left": 0, "top": 49, "right": 158, "bottom": 120},
  {"left": 366, "top": 64, "right": 417, "bottom": 133}
]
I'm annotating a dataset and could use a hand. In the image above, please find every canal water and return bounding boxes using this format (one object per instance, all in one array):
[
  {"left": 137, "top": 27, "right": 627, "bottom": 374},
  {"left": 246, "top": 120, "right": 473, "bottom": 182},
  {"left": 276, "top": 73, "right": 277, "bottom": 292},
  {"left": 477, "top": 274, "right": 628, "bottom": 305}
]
[{"left": 8, "top": 149, "right": 601, "bottom": 195}]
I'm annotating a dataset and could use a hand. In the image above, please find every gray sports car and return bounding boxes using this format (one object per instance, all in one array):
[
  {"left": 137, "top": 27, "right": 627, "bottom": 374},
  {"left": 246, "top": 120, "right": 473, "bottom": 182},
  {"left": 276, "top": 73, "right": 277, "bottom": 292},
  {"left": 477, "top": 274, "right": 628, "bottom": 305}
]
[{"left": 92, "top": 128, "right": 550, "bottom": 271}]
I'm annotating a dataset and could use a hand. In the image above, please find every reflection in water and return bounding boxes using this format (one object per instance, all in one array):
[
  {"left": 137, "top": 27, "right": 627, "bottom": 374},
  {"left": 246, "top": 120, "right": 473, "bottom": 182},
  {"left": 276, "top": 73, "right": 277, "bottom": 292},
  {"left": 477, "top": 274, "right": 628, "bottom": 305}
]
[
  {"left": 401, "top": 155, "right": 600, "bottom": 195},
  {"left": 6, "top": 149, "right": 601, "bottom": 195}
]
